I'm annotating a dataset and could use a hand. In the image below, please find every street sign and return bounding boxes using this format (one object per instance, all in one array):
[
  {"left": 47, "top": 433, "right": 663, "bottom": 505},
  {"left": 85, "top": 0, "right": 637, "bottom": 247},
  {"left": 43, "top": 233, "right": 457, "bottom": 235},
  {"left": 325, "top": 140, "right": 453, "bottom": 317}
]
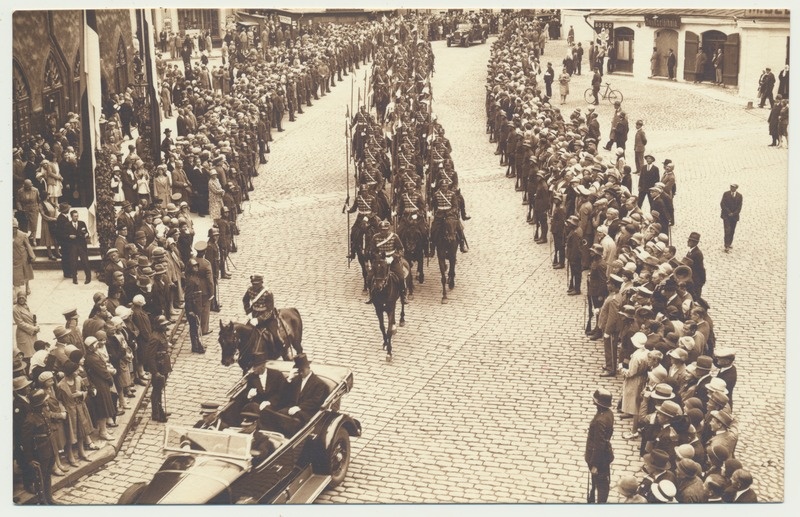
[{"left": 644, "top": 14, "right": 681, "bottom": 29}]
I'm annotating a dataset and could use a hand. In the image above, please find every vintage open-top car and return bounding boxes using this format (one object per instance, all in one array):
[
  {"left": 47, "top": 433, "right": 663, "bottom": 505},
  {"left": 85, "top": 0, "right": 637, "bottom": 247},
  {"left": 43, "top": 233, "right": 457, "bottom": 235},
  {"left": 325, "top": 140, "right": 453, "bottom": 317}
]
[
  {"left": 117, "top": 361, "right": 361, "bottom": 504},
  {"left": 447, "top": 22, "right": 488, "bottom": 47}
]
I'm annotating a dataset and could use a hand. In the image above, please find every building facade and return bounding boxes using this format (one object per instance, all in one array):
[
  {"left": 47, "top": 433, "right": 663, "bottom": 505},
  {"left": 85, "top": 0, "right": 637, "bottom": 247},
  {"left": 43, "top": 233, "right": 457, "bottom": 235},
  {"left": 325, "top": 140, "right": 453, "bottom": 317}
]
[
  {"left": 12, "top": 10, "right": 136, "bottom": 148},
  {"left": 151, "top": 8, "right": 235, "bottom": 44},
  {"left": 579, "top": 9, "right": 790, "bottom": 98}
]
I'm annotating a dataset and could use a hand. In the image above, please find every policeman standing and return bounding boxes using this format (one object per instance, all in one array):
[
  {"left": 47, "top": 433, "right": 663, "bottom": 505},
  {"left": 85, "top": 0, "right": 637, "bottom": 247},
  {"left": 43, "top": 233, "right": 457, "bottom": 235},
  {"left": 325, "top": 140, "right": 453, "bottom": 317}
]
[
  {"left": 183, "top": 258, "right": 206, "bottom": 354},
  {"left": 194, "top": 241, "right": 217, "bottom": 322},
  {"left": 586, "top": 388, "right": 614, "bottom": 503},
  {"left": 148, "top": 316, "right": 172, "bottom": 423},
  {"left": 21, "top": 389, "right": 58, "bottom": 504}
]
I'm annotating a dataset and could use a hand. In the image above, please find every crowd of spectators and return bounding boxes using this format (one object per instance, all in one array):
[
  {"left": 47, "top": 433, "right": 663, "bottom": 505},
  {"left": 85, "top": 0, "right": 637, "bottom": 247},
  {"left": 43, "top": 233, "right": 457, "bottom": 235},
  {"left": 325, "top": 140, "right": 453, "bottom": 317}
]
[
  {"left": 486, "top": 16, "right": 754, "bottom": 503},
  {"left": 12, "top": 15, "right": 402, "bottom": 503}
]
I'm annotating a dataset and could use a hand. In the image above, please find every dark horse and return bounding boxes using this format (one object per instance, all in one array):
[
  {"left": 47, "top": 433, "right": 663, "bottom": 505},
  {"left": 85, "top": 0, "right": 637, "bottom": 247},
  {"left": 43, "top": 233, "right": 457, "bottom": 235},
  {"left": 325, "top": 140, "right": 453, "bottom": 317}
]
[
  {"left": 353, "top": 219, "right": 378, "bottom": 292},
  {"left": 369, "top": 257, "right": 406, "bottom": 361},
  {"left": 397, "top": 217, "right": 427, "bottom": 299},
  {"left": 218, "top": 309, "right": 304, "bottom": 373},
  {"left": 432, "top": 216, "right": 459, "bottom": 303}
]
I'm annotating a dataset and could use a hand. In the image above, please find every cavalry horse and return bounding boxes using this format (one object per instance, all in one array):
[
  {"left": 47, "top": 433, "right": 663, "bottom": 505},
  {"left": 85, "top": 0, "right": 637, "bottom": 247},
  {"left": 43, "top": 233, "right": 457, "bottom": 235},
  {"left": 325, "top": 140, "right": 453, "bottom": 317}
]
[
  {"left": 352, "top": 219, "right": 378, "bottom": 292},
  {"left": 397, "top": 217, "right": 427, "bottom": 299},
  {"left": 218, "top": 309, "right": 304, "bottom": 374},
  {"left": 431, "top": 215, "right": 459, "bottom": 303},
  {"left": 369, "top": 256, "right": 406, "bottom": 361}
]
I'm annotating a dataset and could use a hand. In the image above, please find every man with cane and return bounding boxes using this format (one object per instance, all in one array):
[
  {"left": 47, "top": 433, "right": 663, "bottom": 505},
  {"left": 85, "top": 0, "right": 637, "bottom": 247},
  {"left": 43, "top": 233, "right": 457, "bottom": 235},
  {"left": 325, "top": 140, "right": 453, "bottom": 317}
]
[{"left": 586, "top": 388, "right": 614, "bottom": 503}]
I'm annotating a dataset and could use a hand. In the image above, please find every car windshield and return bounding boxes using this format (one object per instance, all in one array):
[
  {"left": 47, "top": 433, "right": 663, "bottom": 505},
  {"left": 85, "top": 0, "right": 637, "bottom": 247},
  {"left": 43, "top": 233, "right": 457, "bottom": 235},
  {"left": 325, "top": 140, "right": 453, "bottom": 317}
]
[
  {"left": 457, "top": 24, "right": 472, "bottom": 32},
  {"left": 163, "top": 425, "right": 252, "bottom": 461}
]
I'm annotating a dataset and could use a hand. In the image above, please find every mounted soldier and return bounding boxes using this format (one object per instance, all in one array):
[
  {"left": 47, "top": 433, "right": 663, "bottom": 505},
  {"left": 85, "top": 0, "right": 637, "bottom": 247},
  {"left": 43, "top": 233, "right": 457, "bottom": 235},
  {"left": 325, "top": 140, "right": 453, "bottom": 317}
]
[
  {"left": 347, "top": 183, "right": 382, "bottom": 261},
  {"left": 366, "top": 220, "right": 408, "bottom": 305},
  {"left": 397, "top": 179, "right": 427, "bottom": 230},
  {"left": 351, "top": 105, "right": 369, "bottom": 162},
  {"left": 430, "top": 178, "right": 468, "bottom": 254}
]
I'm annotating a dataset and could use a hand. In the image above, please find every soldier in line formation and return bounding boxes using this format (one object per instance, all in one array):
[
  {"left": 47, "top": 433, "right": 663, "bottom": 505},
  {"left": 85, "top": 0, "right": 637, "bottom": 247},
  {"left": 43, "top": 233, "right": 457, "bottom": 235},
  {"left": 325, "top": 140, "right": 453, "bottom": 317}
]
[
  {"left": 484, "top": 17, "right": 755, "bottom": 503},
  {"left": 346, "top": 20, "right": 473, "bottom": 304}
]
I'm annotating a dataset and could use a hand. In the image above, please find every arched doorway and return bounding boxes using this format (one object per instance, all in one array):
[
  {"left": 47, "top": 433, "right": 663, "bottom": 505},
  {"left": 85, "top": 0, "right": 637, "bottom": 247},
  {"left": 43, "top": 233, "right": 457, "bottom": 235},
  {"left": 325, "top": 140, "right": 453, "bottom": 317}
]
[
  {"left": 653, "top": 29, "right": 678, "bottom": 78},
  {"left": 13, "top": 60, "right": 32, "bottom": 148},
  {"left": 42, "top": 51, "right": 66, "bottom": 135},
  {"left": 701, "top": 30, "right": 727, "bottom": 82},
  {"left": 613, "top": 27, "right": 634, "bottom": 73}
]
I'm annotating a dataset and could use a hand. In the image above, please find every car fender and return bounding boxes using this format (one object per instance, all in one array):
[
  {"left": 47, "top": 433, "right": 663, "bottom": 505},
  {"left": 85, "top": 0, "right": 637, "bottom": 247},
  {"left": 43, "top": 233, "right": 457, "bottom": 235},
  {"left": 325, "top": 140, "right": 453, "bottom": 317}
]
[{"left": 321, "top": 413, "right": 362, "bottom": 451}]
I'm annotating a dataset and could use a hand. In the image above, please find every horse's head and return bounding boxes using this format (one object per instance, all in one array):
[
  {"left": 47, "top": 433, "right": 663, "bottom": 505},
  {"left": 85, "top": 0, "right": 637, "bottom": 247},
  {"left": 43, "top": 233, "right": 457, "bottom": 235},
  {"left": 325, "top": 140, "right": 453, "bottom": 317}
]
[
  {"left": 371, "top": 258, "right": 390, "bottom": 292},
  {"left": 218, "top": 319, "right": 238, "bottom": 367},
  {"left": 399, "top": 220, "right": 423, "bottom": 256},
  {"left": 443, "top": 216, "right": 458, "bottom": 244}
]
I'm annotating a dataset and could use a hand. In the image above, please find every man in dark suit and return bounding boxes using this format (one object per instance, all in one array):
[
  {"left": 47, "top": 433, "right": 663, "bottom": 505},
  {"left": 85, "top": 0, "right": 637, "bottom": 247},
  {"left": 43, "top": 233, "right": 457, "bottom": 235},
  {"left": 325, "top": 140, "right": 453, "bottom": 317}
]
[
  {"left": 759, "top": 67, "right": 776, "bottom": 108},
  {"left": 260, "top": 354, "right": 329, "bottom": 438},
  {"left": 633, "top": 120, "right": 647, "bottom": 174},
  {"left": 727, "top": 469, "right": 758, "bottom": 502},
  {"left": 238, "top": 356, "right": 288, "bottom": 413},
  {"left": 638, "top": 154, "right": 660, "bottom": 209},
  {"left": 585, "top": 388, "right": 614, "bottom": 503},
  {"left": 64, "top": 210, "right": 91, "bottom": 284},
  {"left": 136, "top": 210, "right": 157, "bottom": 246},
  {"left": 193, "top": 241, "right": 215, "bottom": 334},
  {"left": 720, "top": 184, "right": 743, "bottom": 252},
  {"left": 714, "top": 348, "right": 738, "bottom": 407},
  {"left": 685, "top": 231, "right": 706, "bottom": 299},
  {"left": 55, "top": 202, "right": 72, "bottom": 278}
]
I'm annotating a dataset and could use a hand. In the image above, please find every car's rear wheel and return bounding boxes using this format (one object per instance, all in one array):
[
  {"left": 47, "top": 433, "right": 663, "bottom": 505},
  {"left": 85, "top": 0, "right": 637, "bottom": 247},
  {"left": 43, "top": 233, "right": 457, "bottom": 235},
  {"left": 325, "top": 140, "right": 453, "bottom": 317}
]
[
  {"left": 319, "top": 427, "right": 350, "bottom": 488},
  {"left": 118, "top": 482, "right": 147, "bottom": 504}
]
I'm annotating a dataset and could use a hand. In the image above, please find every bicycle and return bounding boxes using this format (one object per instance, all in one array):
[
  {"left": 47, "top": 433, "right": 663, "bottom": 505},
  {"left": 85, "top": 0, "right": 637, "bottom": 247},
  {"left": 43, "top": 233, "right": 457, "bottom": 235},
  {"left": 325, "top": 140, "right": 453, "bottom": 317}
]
[{"left": 584, "top": 82, "right": 624, "bottom": 105}]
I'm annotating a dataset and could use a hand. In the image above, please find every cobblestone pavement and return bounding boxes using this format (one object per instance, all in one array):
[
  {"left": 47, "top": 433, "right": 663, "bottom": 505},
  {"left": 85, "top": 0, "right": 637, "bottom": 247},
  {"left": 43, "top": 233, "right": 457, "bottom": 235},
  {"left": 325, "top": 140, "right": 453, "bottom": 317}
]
[{"left": 54, "top": 36, "right": 786, "bottom": 504}]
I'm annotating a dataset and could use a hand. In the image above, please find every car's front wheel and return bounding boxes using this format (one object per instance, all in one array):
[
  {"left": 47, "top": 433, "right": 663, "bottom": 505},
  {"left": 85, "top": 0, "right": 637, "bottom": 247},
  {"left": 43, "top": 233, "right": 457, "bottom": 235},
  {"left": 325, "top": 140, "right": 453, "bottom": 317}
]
[
  {"left": 320, "top": 427, "right": 351, "bottom": 488},
  {"left": 117, "top": 482, "right": 147, "bottom": 504}
]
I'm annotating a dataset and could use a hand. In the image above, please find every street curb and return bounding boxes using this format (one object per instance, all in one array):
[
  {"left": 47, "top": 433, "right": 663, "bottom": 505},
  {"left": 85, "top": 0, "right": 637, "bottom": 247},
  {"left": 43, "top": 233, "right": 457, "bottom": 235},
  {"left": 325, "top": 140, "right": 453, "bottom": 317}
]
[
  {"left": 12, "top": 308, "right": 192, "bottom": 504},
  {"left": 13, "top": 379, "right": 150, "bottom": 505}
]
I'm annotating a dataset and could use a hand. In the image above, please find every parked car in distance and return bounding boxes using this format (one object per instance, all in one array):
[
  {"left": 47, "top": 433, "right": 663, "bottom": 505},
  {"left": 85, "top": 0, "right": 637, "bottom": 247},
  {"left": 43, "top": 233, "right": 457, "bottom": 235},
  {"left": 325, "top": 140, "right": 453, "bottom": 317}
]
[{"left": 447, "top": 23, "right": 488, "bottom": 47}]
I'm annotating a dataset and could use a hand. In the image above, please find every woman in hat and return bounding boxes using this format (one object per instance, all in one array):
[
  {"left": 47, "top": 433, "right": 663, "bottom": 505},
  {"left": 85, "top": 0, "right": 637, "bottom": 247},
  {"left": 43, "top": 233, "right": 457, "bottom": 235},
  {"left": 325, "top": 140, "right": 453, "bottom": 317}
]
[
  {"left": 106, "top": 316, "right": 136, "bottom": 401},
  {"left": 557, "top": 66, "right": 571, "bottom": 105},
  {"left": 13, "top": 293, "right": 40, "bottom": 358},
  {"left": 616, "top": 475, "right": 646, "bottom": 503},
  {"left": 83, "top": 337, "right": 116, "bottom": 441},
  {"left": 37, "top": 371, "right": 71, "bottom": 476},
  {"left": 56, "top": 360, "right": 97, "bottom": 463},
  {"left": 16, "top": 178, "right": 42, "bottom": 244},
  {"left": 38, "top": 196, "right": 60, "bottom": 260},
  {"left": 208, "top": 169, "right": 225, "bottom": 219},
  {"left": 153, "top": 166, "right": 172, "bottom": 209},
  {"left": 620, "top": 332, "right": 650, "bottom": 439},
  {"left": 135, "top": 165, "right": 151, "bottom": 204}
]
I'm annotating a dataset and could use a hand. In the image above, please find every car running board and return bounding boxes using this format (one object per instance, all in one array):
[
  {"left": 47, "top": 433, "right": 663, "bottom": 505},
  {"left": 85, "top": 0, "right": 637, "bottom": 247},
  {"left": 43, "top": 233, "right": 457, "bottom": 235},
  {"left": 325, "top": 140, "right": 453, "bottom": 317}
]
[{"left": 273, "top": 465, "right": 332, "bottom": 504}]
